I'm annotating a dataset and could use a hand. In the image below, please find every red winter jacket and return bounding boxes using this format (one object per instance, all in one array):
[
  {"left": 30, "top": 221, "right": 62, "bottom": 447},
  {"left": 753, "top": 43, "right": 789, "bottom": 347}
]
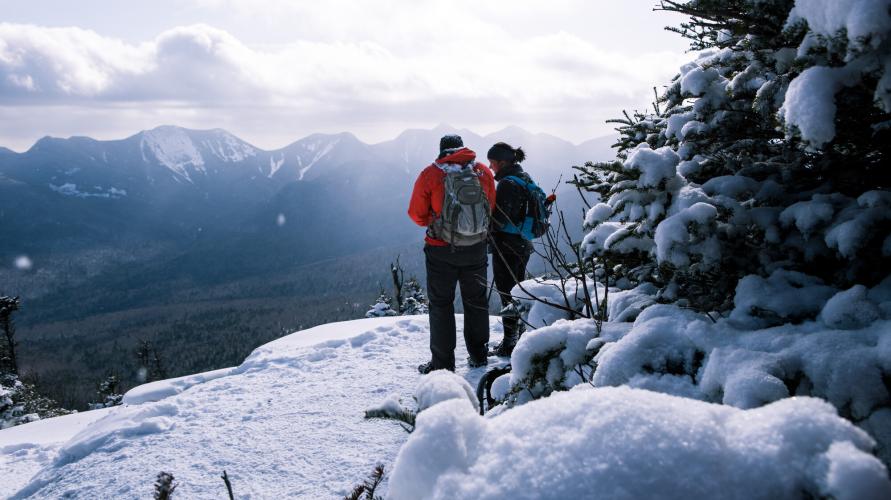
[{"left": 407, "top": 148, "right": 496, "bottom": 246}]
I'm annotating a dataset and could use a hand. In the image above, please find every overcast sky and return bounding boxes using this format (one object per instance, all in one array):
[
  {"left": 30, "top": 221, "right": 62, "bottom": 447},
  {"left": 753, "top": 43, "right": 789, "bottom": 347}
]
[{"left": 0, "top": 1, "right": 692, "bottom": 151}]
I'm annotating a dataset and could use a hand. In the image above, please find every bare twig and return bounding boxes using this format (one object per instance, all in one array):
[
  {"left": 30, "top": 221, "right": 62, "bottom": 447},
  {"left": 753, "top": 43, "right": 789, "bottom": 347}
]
[
  {"left": 487, "top": 233, "right": 588, "bottom": 318},
  {"left": 221, "top": 471, "right": 235, "bottom": 500}
]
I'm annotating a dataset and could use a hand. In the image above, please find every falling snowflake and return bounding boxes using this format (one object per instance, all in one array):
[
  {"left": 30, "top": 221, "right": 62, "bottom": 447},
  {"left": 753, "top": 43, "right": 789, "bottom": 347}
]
[{"left": 14, "top": 255, "right": 33, "bottom": 270}]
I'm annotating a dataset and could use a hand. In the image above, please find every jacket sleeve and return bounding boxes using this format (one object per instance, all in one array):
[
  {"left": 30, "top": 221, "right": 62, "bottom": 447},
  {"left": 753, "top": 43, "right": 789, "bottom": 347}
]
[
  {"left": 492, "top": 179, "right": 526, "bottom": 230},
  {"left": 408, "top": 167, "right": 433, "bottom": 227}
]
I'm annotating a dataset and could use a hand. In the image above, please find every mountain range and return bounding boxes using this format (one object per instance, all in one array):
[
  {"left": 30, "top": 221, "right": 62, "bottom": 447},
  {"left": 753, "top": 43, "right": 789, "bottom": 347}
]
[
  {"left": 1, "top": 124, "right": 612, "bottom": 260},
  {"left": 0, "top": 124, "right": 616, "bottom": 408}
]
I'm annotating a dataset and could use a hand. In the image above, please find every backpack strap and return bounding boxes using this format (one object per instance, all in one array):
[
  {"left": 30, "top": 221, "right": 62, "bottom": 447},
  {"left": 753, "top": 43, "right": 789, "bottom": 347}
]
[{"left": 503, "top": 175, "right": 531, "bottom": 190}]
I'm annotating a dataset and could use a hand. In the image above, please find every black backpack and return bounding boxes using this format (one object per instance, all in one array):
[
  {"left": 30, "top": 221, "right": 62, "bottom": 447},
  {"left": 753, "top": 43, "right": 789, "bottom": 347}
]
[{"left": 501, "top": 175, "right": 550, "bottom": 240}]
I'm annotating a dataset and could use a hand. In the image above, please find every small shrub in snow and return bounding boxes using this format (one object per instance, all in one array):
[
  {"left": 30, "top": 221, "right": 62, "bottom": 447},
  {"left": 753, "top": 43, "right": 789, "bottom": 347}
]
[
  {"left": 343, "top": 465, "right": 385, "bottom": 500},
  {"left": 502, "top": 319, "right": 606, "bottom": 405},
  {"left": 364, "top": 394, "right": 416, "bottom": 431},
  {"left": 153, "top": 471, "right": 177, "bottom": 500}
]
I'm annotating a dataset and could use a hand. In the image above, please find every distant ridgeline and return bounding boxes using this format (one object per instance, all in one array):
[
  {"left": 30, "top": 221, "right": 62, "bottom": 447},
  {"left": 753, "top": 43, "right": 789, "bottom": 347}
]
[{"left": 0, "top": 125, "right": 614, "bottom": 408}]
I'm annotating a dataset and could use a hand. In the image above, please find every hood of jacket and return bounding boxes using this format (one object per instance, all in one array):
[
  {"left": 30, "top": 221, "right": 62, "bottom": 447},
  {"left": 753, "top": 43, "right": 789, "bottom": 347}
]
[{"left": 435, "top": 147, "right": 477, "bottom": 166}]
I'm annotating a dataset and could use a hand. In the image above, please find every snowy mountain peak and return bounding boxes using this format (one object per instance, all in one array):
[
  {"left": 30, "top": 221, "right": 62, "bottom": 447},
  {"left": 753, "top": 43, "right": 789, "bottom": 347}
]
[
  {"left": 138, "top": 126, "right": 259, "bottom": 181},
  {"left": 493, "top": 124, "right": 531, "bottom": 136},
  {"left": 288, "top": 135, "right": 343, "bottom": 181},
  {"left": 139, "top": 126, "right": 206, "bottom": 181},
  {"left": 199, "top": 128, "right": 258, "bottom": 163}
]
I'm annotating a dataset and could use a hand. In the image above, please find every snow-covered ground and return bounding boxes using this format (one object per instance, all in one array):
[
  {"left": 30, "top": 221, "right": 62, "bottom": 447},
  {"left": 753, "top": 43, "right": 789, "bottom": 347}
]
[
  {"left": 0, "top": 408, "right": 114, "bottom": 496},
  {"left": 4, "top": 307, "right": 889, "bottom": 499},
  {"left": 0, "top": 315, "right": 502, "bottom": 499}
]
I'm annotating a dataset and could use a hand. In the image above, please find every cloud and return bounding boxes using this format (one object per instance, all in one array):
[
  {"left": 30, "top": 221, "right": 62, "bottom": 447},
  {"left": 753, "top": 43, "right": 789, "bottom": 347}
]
[
  {"left": 0, "top": 11, "right": 691, "bottom": 148},
  {"left": 0, "top": 20, "right": 686, "bottom": 104}
]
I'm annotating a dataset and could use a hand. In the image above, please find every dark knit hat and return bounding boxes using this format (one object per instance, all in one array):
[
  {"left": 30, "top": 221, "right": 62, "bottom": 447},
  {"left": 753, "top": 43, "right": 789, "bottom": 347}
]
[{"left": 439, "top": 134, "right": 463, "bottom": 153}]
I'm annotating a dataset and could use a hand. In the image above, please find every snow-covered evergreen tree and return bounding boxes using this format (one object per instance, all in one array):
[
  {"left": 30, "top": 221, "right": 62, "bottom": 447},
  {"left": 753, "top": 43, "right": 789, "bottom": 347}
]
[
  {"left": 1, "top": 295, "right": 68, "bottom": 428},
  {"left": 135, "top": 340, "right": 167, "bottom": 383},
  {"left": 400, "top": 278, "right": 429, "bottom": 315},
  {"left": 89, "top": 373, "right": 124, "bottom": 410},
  {"left": 1, "top": 295, "right": 20, "bottom": 375},
  {"left": 1, "top": 375, "right": 69, "bottom": 429},
  {"left": 365, "top": 291, "right": 398, "bottom": 318},
  {"left": 573, "top": 0, "right": 891, "bottom": 314},
  {"left": 497, "top": 0, "right": 891, "bottom": 470}
]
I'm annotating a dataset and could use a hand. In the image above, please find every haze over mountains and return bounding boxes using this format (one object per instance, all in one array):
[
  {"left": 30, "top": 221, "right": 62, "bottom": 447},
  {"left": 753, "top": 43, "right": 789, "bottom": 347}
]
[
  {"left": 0, "top": 124, "right": 615, "bottom": 407},
  {"left": 2, "top": 124, "right": 611, "bottom": 258}
]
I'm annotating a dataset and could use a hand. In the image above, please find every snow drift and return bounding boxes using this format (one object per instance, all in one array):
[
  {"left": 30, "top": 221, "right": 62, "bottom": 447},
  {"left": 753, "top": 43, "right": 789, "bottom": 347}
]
[{"left": 388, "top": 386, "right": 891, "bottom": 500}]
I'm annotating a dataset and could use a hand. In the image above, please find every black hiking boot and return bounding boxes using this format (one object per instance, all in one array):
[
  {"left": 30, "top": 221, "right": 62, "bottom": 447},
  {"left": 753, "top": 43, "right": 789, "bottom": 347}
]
[
  {"left": 418, "top": 361, "right": 434, "bottom": 374},
  {"left": 490, "top": 338, "right": 517, "bottom": 357},
  {"left": 490, "top": 316, "right": 524, "bottom": 357},
  {"left": 466, "top": 356, "right": 488, "bottom": 369}
]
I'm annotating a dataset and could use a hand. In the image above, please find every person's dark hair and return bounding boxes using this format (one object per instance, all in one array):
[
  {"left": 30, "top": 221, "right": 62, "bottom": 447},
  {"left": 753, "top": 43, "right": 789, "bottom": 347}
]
[
  {"left": 487, "top": 142, "right": 526, "bottom": 163},
  {"left": 514, "top": 146, "right": 526, "bottom": 163}
]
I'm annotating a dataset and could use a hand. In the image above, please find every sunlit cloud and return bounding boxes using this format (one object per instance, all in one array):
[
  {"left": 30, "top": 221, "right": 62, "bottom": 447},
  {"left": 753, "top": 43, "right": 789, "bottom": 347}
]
[{"left": 0, "top": 2, "right": 692, "bottom": 149}]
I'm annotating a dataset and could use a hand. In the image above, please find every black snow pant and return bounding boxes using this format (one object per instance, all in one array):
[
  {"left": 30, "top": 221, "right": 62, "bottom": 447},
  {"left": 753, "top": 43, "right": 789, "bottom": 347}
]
[
  {"left": 425, "top": 242, "right": 490, "bottom": 371},
  {"left": 491, "top": 233, "right": 531, "bottom": 338}
]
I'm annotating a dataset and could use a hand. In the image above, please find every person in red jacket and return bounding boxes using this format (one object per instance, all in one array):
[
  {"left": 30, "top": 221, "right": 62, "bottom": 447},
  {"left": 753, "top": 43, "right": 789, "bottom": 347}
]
[{"left": 408, "top": 134, "right": 496, "bottom": 374}]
